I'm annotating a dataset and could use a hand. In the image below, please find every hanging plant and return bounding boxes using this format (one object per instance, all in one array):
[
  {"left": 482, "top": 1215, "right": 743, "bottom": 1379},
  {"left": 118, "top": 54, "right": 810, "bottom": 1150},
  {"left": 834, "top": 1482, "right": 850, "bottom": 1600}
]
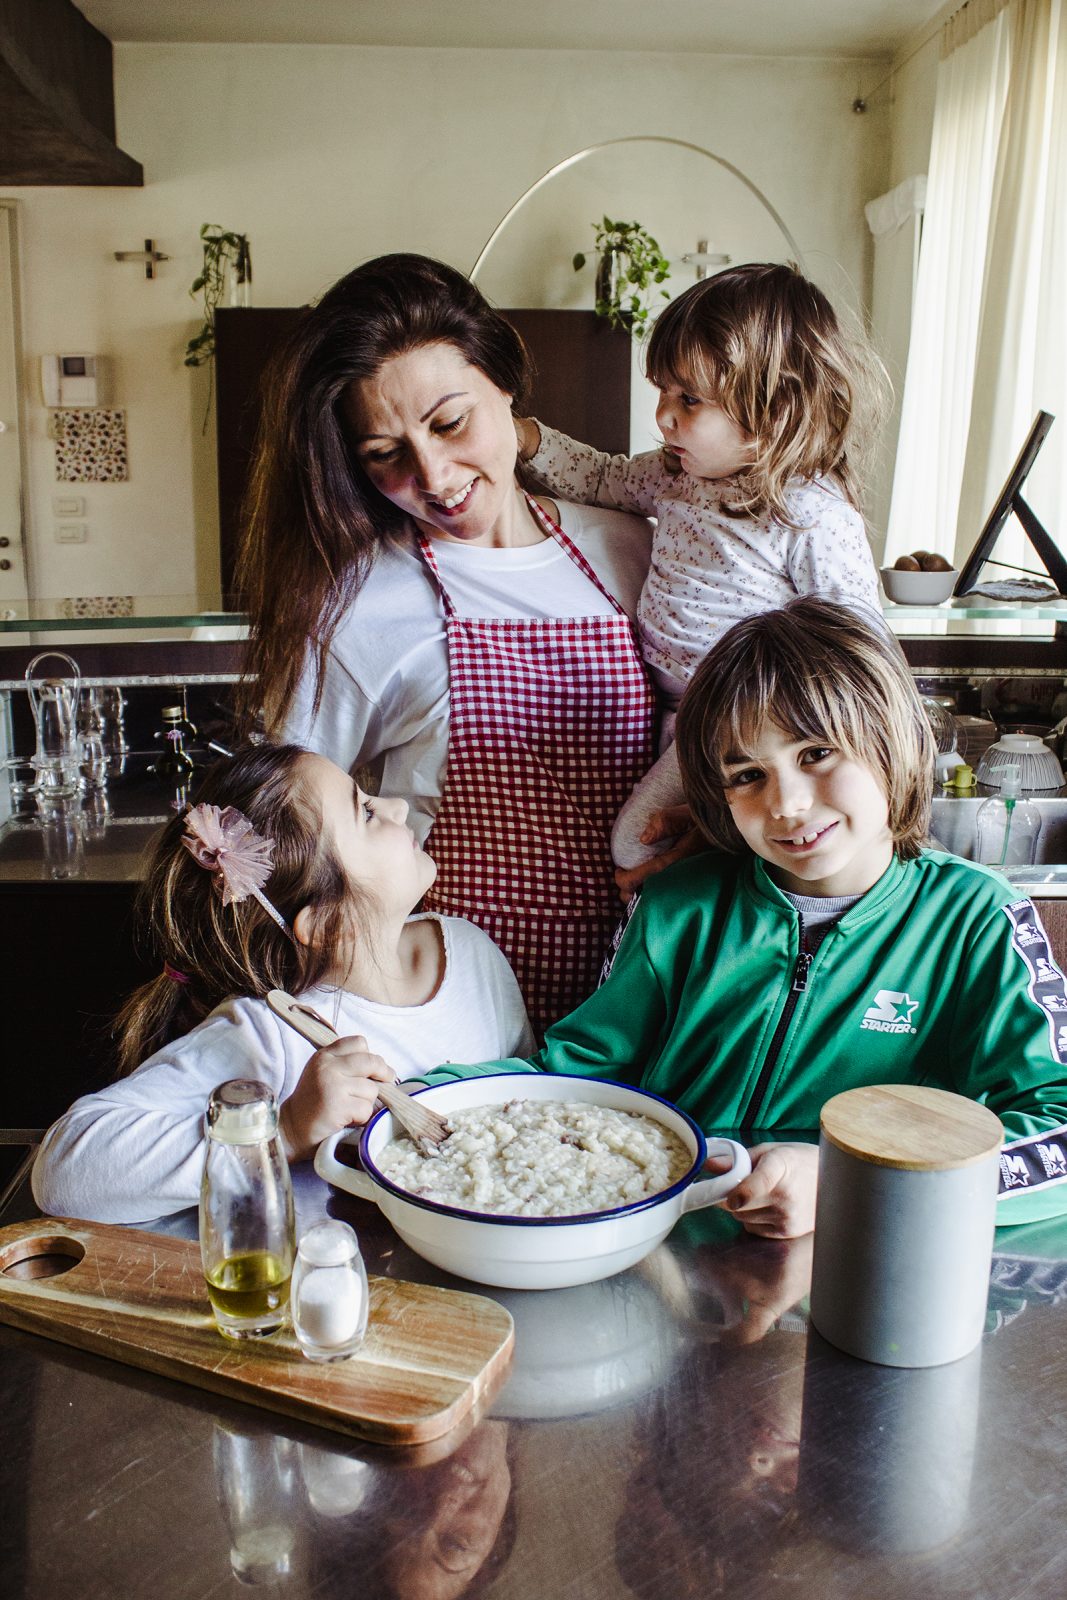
[
  {"left": 573, "top": 217, "right": 671, "bottom": 337},
  {"left": 184, "top": 224, "right": 251, "bottom": 429}
]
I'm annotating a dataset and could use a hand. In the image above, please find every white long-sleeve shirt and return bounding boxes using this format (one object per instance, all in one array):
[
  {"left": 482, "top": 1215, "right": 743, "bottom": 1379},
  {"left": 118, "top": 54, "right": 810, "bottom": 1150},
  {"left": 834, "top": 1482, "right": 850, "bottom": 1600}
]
[
  {"left": 529, "top": 425, "right": 881, "bottom": 690},
  {"left": 32, "top": 914, "right": 533, "bottom": 1225}
]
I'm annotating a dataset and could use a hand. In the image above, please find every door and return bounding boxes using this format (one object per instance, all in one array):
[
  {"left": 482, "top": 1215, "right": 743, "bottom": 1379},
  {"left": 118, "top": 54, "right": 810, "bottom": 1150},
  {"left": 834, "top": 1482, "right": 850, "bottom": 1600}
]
[{"left": 0, "top": 202, "right": 29, "bottom": 617}]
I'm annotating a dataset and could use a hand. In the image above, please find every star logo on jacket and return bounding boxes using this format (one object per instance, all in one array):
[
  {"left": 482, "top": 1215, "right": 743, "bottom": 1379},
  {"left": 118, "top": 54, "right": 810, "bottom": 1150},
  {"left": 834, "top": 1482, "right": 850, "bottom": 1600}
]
[
  {"left": 1001, "top": 1152, "right": 1032, "bottom": 1189},
  {"left": 860, "top": 989, "right": 919, "bottom": 1034},
  {"left": 1037, "top": 1143, "right": 1067, "bottom": 1178}
]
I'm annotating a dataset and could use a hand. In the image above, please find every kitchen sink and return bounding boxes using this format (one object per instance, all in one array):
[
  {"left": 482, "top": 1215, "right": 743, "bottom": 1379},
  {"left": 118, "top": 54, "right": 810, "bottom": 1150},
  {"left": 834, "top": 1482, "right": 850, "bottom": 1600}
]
[{"left": 930, "top": 795, "right": 1067, "bottom": 890}]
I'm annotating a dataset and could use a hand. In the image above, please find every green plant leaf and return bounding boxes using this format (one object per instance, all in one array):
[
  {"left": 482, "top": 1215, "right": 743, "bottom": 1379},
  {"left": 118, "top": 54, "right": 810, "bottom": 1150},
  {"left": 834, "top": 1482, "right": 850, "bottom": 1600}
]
[{"left": 573, "top": 253, "right": 586, "bottom": 271}]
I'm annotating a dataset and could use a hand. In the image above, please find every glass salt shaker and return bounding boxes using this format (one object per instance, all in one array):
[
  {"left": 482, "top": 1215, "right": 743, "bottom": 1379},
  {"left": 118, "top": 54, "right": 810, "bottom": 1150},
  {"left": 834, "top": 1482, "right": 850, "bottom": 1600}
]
[{"left": 291, "top": 1220, "right": 369, "bottom": 1363}]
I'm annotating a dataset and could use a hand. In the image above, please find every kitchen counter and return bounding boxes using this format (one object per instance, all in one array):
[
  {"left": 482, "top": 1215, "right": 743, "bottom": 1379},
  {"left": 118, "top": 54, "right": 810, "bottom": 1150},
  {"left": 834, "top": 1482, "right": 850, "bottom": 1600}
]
[
  {"left": 0, "top": 759, "right": 203, "bottom": 1129},
  {"left": 2, "top": 1156, "right": 1067, "bottom": 1598}
]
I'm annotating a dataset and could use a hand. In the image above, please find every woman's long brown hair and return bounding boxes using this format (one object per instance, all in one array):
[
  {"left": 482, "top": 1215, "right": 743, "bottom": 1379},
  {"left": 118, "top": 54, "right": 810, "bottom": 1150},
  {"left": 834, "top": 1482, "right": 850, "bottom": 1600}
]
[
  {"left": 234, "top": 254, "right": 531, "bottom": 735},
  {"left": 114, "top": 744, "right": 354, "bottom": 1075}
]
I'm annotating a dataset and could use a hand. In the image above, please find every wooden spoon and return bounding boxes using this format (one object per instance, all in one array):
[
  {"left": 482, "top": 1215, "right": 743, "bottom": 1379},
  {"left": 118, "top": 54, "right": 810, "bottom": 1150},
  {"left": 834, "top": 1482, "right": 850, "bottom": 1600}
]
[{"left": 265, "top": 989, "right": 451, "bottom": 1152}]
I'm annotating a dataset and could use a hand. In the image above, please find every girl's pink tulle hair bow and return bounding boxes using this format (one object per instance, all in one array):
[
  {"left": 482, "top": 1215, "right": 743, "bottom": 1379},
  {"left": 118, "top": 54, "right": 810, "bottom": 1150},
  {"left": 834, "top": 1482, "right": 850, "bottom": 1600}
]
[{"left": 181, "top": 803, "right": 293, "bottom": 938}]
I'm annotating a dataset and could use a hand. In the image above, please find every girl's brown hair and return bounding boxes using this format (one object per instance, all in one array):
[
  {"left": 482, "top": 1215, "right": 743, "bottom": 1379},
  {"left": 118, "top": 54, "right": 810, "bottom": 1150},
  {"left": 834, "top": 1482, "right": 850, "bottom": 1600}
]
[
  {"left": 114, "top": 743, "right": 354, "bottom": 1075},
  {"left": 645, "top": 262, "right": 885, "bottom": 528},
  {"left": 234, "top": 253, "right": 532, "bottom": 734},
  {"left": 674, "top": 597, "right": 933, "bottom": 860}
]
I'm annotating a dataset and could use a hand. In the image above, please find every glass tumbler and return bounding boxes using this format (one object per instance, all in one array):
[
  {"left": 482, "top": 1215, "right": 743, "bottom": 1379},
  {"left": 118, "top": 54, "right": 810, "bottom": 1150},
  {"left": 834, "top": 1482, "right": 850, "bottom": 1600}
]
[{"left": 291, "top": 1220, "right": 369, "bottom": 1363}]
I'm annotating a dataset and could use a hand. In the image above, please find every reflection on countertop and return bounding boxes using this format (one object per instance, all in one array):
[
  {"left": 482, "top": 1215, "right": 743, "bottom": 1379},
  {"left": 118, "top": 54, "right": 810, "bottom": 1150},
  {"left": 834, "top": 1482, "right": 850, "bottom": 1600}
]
[
  {"left": 4, "top": 1160, "right": 1067, "bottom": 1597},
  {"left": 0, "top": 755, "right": 189, "bottom": 882}
]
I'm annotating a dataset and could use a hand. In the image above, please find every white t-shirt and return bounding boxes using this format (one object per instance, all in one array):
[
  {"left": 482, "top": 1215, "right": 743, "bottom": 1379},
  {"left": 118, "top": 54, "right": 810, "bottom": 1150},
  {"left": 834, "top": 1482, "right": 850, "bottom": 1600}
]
[
  {"left": 32, "top": 914, "right": 533, "bottom": 1225},
  {"left": 529, "top": 425, "right": 882, "bottom": 689},
  {"left": 280, "top": 500, "right": 653, "bottom": 841}
]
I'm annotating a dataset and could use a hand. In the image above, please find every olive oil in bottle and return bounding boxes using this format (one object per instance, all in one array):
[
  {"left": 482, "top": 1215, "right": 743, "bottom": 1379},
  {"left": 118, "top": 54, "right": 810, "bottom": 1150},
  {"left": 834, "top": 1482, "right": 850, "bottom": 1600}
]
[
  {"left": 200, "top": 1081, "right": 295, "bottom": 1340},
  {"left": 205, "top": 1251, "right": 291, "bottom": 1324}
]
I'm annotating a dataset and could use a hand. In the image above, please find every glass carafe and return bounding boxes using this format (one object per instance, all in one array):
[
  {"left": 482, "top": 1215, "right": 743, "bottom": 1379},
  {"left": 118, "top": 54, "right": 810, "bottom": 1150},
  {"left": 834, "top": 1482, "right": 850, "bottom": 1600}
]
[
  {"left": 24, "top": 650, "right": 82, "bottom": 800},
  {"left": 200, "top": 1080, "right": 295, "bottom": 1340}
]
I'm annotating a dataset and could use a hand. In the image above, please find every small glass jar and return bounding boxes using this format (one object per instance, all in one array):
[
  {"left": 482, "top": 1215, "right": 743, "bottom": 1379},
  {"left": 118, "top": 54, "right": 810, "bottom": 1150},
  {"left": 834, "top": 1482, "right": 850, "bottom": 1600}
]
[{"left": 291, "top": 1221, "right": 369, "bottom": 1363}]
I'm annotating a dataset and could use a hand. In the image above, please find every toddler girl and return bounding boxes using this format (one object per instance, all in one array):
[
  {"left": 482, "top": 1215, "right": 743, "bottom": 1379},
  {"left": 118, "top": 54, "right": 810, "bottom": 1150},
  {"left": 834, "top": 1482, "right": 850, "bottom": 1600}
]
[
  {"left": 517, "top": 262, "right": 883, "bottom": 871},
  {"left": 32, "top": 742, "right": 532, "bottom": 1223}
]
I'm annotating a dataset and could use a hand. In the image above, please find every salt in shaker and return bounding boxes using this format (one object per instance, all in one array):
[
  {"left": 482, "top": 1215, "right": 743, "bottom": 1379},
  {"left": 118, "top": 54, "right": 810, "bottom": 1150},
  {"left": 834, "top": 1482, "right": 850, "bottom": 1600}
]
[{"left": 291, "top": 1220, "right": 369, "bottom": 1362}]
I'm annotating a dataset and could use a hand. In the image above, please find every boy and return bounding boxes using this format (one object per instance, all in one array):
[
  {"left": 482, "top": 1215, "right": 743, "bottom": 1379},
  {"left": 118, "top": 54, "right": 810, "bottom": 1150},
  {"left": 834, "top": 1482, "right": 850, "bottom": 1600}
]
[{"left": 420, "top": 600, "right": 1067, "bottom": 1236}]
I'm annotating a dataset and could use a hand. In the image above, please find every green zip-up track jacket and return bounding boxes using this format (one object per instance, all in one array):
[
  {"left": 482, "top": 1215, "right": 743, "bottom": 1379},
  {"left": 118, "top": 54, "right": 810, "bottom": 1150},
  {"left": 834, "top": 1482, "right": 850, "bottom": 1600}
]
[{"left": 424, "top": 851, "right": 1067, "bottom": 1224}]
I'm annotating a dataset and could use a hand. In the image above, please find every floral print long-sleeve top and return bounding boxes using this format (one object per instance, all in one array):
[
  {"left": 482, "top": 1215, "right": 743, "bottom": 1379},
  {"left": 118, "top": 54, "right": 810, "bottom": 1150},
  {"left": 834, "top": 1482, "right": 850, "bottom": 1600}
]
[{"left": 529, "top": 423, "right": 881, "bottom": 686}]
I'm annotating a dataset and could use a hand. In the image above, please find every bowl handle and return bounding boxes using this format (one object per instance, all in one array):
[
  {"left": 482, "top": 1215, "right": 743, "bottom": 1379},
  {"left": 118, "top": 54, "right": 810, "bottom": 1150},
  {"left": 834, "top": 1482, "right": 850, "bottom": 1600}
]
[
  {"left": 314, "top": 1129, "right": 380, "bottom": 1204},
  {"left": 682, "top": 1138, "right": 752, "bottom": 1212}
]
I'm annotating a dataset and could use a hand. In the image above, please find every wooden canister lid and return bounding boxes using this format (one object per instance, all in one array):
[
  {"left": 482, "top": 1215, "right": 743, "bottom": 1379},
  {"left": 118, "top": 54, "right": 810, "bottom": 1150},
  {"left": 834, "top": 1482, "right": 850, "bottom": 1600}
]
[{"left": 820, "top": 1085, "right": 1003, "bottom": 1170}]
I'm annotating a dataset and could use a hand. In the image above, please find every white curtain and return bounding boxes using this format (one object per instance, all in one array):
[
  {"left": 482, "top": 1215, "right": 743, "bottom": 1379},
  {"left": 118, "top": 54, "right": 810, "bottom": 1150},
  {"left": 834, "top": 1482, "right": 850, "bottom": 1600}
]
[
  {"left": 865, "top": 178, "right": 927, "bottom": 540},
  {"left": 885, "top": 8, "right": 1011, "bottom": 562},
  {"left": 957, "top": 0, "right": 1067, "bottom": 573}
]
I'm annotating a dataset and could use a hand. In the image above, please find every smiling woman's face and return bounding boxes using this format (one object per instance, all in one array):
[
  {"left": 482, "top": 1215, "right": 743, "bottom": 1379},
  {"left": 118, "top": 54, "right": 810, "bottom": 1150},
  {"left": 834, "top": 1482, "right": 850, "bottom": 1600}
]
[{"left": 344, "top": 341, "right": 521, "bottom": 547}]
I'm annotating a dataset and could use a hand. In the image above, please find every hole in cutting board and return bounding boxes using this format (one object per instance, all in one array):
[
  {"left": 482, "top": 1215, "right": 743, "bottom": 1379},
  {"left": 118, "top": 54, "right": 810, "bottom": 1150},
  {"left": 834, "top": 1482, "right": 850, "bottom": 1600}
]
[{"left": 0, "top": 1233, "right": 86, "bottom": 1280}]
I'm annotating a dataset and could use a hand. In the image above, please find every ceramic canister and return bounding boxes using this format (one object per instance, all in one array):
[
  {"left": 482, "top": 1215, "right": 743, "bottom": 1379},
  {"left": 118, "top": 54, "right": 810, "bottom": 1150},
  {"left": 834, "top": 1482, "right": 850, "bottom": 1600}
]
[{"left": 809, "top": 1084, "right": 1003, "bottom": 1368}]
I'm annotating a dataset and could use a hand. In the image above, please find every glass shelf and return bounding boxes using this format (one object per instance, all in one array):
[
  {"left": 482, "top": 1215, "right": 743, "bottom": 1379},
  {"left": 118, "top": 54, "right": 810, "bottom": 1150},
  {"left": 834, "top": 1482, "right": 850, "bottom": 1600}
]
[
  {"left": 884, "top": 599, "right": 1067, "bottom": 622},
  {"left": 0, "top": 597, "right": 247, "bottom": 634},
  {"left": 1, "top": 596, "right": 1065, "bottom": 639}
]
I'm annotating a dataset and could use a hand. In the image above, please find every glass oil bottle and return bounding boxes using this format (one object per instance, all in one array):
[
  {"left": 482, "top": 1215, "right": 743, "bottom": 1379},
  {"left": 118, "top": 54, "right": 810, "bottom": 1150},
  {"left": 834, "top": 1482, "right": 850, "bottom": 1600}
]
[{"left": 200, "top": 1079, "right": 295, "bottom": 1340}]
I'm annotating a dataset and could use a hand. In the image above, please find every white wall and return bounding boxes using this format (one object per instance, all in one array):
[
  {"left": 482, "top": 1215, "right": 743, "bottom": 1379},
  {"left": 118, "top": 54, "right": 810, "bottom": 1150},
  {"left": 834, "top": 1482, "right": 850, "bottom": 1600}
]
[{"left": 5, "top": 42, "right": 888, "bottom": 605}]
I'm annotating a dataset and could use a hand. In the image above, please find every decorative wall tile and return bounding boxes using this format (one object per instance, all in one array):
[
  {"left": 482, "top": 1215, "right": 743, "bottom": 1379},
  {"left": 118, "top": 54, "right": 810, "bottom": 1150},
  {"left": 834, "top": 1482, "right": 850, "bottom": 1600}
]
[
  {"left": 52, "top": 408, "right": 128, "bottom": 482},
  {"left": 58, "top": 595, "right": 134, "bottom": 618}
]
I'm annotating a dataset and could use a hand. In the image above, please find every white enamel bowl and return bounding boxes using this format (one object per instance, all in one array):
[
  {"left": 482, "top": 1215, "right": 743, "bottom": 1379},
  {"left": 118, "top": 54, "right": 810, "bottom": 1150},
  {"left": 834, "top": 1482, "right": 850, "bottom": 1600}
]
[{"left": 314, "top": 1073, "right": 751, "bottom": 1291}]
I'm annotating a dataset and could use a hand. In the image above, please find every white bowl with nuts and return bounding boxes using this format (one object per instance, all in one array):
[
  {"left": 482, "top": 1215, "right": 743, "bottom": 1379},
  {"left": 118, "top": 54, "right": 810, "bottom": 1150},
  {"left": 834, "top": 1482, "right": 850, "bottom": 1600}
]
[{"left": 881, "top": 550, "right": 959, "bottom": 605}]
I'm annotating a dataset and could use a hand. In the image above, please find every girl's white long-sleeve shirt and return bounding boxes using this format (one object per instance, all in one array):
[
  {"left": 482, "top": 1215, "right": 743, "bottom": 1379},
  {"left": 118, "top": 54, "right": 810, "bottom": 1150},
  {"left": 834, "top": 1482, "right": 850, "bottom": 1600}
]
[
  {"left": 528, "top": 425, "right": 881, "bottom": 688},
  {"left": 32, "top": 914, "right": 533, "bottom": 1225}
]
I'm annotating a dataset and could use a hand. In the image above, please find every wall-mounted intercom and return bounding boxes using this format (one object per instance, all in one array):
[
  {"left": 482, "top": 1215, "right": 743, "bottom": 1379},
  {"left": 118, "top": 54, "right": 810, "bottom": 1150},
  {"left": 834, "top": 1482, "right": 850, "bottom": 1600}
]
[{"left": 41, "top": 354, "right": 100, "bottom": 408}]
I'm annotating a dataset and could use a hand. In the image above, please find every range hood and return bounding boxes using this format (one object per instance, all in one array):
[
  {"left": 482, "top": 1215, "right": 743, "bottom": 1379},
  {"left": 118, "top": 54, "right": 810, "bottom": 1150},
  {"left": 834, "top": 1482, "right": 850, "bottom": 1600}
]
[{"left": 0, "top": 0, "right": 142, "bottom": 185}]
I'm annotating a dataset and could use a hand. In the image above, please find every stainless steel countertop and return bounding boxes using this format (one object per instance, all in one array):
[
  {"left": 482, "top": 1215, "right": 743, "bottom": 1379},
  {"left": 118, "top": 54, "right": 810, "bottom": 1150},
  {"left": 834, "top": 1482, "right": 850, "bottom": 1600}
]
[{"left": 3, "top": 1157, "right": 1067, "bottom": 1598}]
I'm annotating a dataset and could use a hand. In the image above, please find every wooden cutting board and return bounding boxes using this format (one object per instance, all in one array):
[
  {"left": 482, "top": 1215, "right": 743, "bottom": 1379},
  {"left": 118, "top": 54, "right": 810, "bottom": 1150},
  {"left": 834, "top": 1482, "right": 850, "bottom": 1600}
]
[{"left": 0, "top": 1217, "right": 513, "bottom": 1446}]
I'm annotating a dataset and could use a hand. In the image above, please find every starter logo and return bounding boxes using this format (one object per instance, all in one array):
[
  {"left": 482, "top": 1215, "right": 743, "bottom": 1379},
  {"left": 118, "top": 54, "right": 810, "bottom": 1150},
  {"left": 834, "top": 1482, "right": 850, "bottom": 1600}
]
[{"left": 861, "top": 990, "right": 919, "bottom": 1034}]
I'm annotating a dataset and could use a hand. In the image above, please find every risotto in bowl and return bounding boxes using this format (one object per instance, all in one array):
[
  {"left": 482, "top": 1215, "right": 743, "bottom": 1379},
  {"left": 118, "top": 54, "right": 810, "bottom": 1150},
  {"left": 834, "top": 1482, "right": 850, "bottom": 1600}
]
[{"left": 314, "top": 1074, "right": 751, "bottom": 1290}]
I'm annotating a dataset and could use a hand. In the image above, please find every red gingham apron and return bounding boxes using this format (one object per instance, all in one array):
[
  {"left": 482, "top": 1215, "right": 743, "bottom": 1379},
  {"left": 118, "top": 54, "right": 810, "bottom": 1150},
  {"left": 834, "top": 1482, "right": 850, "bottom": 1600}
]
[{"left": 418, "top": 495, "right": 656, "bottom": 1038}]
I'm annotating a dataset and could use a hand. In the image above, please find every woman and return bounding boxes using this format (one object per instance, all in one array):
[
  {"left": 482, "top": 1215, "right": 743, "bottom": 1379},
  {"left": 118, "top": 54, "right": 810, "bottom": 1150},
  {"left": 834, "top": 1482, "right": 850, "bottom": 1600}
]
[{"left": 237, "top": 253, "right": 656, "bottom": 1035}]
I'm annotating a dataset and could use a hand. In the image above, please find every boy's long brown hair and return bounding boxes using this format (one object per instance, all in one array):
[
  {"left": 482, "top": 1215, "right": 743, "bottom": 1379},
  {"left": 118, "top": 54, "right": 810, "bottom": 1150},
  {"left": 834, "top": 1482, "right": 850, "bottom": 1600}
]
[
  {"left": 675, "top": 598, "right": 933, "bottom": 860},
  {"left": 645, "top": 262, "right": 886, "bottom": 528},
  {"left": 114, "top": 744, "right": 354, "bottom": 1076},
  {"left": 234, "top": 253, "right": 532, "bottom": 735}
]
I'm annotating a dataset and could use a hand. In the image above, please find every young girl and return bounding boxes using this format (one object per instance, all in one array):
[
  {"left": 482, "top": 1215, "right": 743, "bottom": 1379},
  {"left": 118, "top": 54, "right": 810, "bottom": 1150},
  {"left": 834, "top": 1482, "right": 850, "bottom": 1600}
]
[
  {"left": 31, "top": 743, "right": 533, "bottom": 1224},
  {"left": 517, "top": 262, "right": 883, "bottom": 872},
  {"left": 417, "top": 600, "right": 1067, "bottom": 1237}
]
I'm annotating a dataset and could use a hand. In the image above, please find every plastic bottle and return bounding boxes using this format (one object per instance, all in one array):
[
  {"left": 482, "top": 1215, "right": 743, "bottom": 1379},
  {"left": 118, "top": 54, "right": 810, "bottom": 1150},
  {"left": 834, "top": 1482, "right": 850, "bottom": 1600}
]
[
  {"left": 975, "top": 763, "right": 1041, "bottom": 868},
  {"left": 200, "top": 1079, "right": 295, "bottom": 1340}
]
